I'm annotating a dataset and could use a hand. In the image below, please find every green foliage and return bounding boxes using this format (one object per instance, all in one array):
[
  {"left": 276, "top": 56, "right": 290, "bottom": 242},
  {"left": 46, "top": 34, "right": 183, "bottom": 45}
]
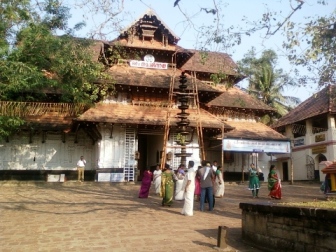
[
  {"left": 238, "top": 48, "right": 301, "bottom": 124},
  {"left": 0, "top": 0, "right": 115, "bottom": 137},
  {"left": 210, "top": 71, "right": 227, "bottom": 85},
  {"left": 0, "top": 116, "right": 25, "bottom": 140},
  {"left": 284, "top": 11, "right": 336, "bottom": 86},
  {"left": 0, "top": 0, "right": 114, "bottom": 105}
]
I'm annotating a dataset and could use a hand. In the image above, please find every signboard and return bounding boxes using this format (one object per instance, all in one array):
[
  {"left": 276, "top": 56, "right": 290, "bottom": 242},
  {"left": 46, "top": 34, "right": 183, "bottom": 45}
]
[
  {"left": 315, "top": 134, "right": 325, "bottom": 142},
  {"left": 294, "top": 138, "right": 304, "bottom": 147},
  {"left": 312, "top": 145, "right": 327, "bottom": 154},
  {"left": 223, "top": 138, "right": 290, "bottom": 154},
  {"left": 130, "top": 60, "right": 168, "bottom": 69}
]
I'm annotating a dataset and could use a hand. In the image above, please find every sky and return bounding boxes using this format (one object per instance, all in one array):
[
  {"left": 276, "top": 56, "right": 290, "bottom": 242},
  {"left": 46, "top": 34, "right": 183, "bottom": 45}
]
[{"left": 65, "top": 0, "right": 335, "bottom": 103}]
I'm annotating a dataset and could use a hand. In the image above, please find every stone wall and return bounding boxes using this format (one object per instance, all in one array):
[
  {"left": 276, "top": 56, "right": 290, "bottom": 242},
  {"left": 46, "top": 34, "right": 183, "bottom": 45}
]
[{"left": 240, "top": 203, "right": 336, "bottom": 252}]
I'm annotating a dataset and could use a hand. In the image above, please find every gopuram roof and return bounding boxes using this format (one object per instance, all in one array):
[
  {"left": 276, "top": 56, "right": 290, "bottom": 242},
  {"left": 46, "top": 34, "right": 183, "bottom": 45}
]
[
  {"left": 182, "top": 50, "right": 239, "bottom": 76},
  {"left": 112, "top": 9, "right": 180, "bottom": 51},
  {"left": 272, "top": 84, "right": 336, "bottom": 128},
  {"left": 321, "top": 162, "right": 336, "bottom": 174},
  {"left": 224, "top": 120, "right": 289, "bottom": 141},
  {"left": 206, "top": 86, "right": 276, "bottom": 112},
  {"left": 76, "top": 103, "right": 231, "bottom": 130},
  {"left": 105, "top": 65, "right": 222, "bottom": 93}
]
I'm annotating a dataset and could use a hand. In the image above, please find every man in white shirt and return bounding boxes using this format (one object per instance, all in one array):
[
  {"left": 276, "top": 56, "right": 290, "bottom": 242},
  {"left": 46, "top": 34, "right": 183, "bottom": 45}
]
[
  {"left": 77, "top": 156, "right": 86, "bottom": 182},
  {"left": 181, "top": 161, "right": 196, "bottom": 216}
]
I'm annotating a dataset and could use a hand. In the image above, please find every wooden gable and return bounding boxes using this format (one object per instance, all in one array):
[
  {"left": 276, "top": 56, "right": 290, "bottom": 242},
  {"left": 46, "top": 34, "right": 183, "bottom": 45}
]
[{"left": 117, "top": 9, "right": 179, "bottom": 48}]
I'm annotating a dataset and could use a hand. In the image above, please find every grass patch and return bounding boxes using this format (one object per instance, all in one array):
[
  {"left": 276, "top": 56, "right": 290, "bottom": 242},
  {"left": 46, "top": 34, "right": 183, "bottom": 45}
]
[{"left": 280, "top": 200, "right": 336, "bottom": 210}]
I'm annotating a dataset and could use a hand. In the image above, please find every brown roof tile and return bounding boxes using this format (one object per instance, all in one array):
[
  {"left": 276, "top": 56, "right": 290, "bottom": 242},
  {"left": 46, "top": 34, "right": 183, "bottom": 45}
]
[
  {"left": 272, "top": 85, "right": 336, "bottom": 128},
  {"left": 111, "top": 38, "right": 179, "bottom": 51},
  {"left": 89, "top": 41, "right": 104, "bottom": 61},
  {"left": 181, "top": 50, "right": 239, "bottom": 76},
  {"left": 224, "top": 120, "right": 288, "bottom": 140},
  {"left": 206, "top": 86, "right": 276, "bottom": 112},
  {"left": 76, "top": 103, "right": 229, "bottom": 129},
  {"left": 107, "top": 65, "right": 223, "bottom": 92},
  {"left": 321, "top": 162, "right": 336, "bottom": 174},
  {"left": 24, "top": 113, "right": 73, "bottom": 130},
  {"left": 121, "top": 9, "right": 180, "bottom": 42}
]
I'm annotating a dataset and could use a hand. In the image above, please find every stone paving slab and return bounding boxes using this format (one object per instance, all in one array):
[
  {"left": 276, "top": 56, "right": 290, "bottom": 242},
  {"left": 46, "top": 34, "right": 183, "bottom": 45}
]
[{"left": 0, "top": 181, "right": 323, "bottom": 252}]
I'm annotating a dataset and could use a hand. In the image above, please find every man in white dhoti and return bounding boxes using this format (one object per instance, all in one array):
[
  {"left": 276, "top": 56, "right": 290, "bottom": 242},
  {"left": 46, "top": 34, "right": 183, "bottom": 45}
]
[{"left": 181, "top": 160, "right": 196, "bottom": 216}]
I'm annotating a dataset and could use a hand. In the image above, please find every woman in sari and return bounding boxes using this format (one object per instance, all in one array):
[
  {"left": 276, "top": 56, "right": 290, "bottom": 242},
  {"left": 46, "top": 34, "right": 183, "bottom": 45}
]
[
  {"left": 174, "top": 164, "right": 186, "bottom": 200},
  {"left": 138, "top": 167, "right": 152, "bottom": 198},
  {"left": 161, "top": 164, "right": 174, "bottom": 206},
  {"left": 214, "top": 166, "right": 225, "bottom": 197},
  {"left": 248, "top": 163, "right": 260, "bottom": 198},
  {"left": 268, "top": 165, "right": 282, "bottom": 199},
  {"left": 153, "top": 164, "right": 162, "bottom": 195},
  {"left": 194, "top": 166, "right": 201, "bottom": 201}
]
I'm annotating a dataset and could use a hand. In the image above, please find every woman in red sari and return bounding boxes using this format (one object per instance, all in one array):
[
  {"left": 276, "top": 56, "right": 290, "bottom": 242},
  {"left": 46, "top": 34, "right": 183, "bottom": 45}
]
[
  {"left": 268, "top": 165, "right": 281, "bottom": 199},
  {"left": 194, "top": 166, "right": 201, "bottom": 201},
  {"left": 138, "top": 167, "right": 153, "bottom": 198}
]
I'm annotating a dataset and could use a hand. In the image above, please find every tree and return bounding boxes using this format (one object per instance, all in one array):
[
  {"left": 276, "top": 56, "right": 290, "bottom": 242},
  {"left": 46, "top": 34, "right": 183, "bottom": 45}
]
[
  {"left": 284, "top": 11, "right": 336, "bottom": 86},
  {"left": 0, "top": 0, "right": 114, "bottom": 139},
  {"left": 172, "top": 0, "right": 335, "bottom": 87},
  {"left": 238, "top": 48, "right": 301, "bottom": 124}
]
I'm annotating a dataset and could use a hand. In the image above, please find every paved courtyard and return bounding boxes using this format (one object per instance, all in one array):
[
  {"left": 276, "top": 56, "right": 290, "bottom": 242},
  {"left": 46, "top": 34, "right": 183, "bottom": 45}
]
[{"left": 0, "top": 181, "right": 323, "bottom": 252}]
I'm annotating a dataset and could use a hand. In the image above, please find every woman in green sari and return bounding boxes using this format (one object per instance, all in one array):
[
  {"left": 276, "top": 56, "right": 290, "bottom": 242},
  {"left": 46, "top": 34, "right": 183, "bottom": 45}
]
[
  {"left": 161, "top": 164, "right": 174, "bottom": 206},
  {"left": 248, "top": 163, "right": 260, "bottom": 198}
]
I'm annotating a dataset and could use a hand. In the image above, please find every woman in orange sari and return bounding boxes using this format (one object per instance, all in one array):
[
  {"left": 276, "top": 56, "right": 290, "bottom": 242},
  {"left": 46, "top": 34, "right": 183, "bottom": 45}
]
[{"left": 268, "top": 165, "right": 282, "bottom": 199}]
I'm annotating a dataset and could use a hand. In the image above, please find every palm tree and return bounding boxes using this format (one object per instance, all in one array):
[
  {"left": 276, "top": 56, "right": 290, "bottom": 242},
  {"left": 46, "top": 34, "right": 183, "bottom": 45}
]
[{"left": 239, "top": 49, "right": 301, "bottom": 125}]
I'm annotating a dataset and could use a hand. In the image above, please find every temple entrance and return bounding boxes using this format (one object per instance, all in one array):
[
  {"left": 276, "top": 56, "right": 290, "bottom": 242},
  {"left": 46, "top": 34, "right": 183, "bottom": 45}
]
[{"left": 137, "top": 132, "right": 164, "bottom": 180}]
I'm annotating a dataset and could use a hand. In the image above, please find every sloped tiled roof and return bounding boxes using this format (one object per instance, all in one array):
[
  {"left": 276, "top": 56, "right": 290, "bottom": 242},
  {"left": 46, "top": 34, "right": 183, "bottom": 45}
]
[
  {"left": 224, "top": 120, "right": 288, "bottom": 141},
  {"left": 89, "top": 41, "right": 104, "bottom": 62},
  {"left": 25, "top": 113, "right": 73, "bottom": 130},
  {"left": 321, "top": 162, "right": 336, "bottom": 174},
  {"left": 111, "top": 38, "right": 179, "bottom": 51},
  {"left": 272, "top": 85, "right": 336, "bottom": 128},
  {"left": 122, "top": 9, "right": 180, "bottom": 41},
  {"left": 206, "top": 86, "right": 276, "bottom": 112},
  {"left": 75, "top": 103, "right": 230, "bottom": 129},
  {"left": 181, "top": 50, "right": 239, "bottom": 76},
  {"left": 107, "top": 65, "right": 223, "bottom": 92}
]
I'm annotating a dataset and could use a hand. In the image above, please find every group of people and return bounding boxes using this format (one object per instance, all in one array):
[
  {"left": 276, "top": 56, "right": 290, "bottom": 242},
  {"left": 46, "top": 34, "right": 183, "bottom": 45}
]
[
  {"left": 138, "top": 160, "right": 226, "bottom": 216},
  {"left": 139, "top": 160, "right": 283, "bottom": 215},
  {"left": 248, "top": 163, "right": 282, "bottom": 199}
]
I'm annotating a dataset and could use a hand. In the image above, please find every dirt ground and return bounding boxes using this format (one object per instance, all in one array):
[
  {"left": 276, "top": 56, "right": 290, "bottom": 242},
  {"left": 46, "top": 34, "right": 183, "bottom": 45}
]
[{"left": 0, "top": 181, "right": 323, "bottom": 252}]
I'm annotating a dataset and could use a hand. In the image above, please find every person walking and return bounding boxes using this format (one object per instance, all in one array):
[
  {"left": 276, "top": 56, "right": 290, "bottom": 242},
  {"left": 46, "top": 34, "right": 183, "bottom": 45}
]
[
  {"left": 153, "top": 164, "right": 162, "bottom": 196},
  {"left": 77, "top": 156, "right": 86, "bottom": 182},
  {"left": 248, "top": 163, "right": 260, "bottom": 198},
  {"left": 181, "top": 160, "right": 196, "bottom": 216},
  {"left": 161, "top": 164, "right": 174, "bottom": 207},
  {"left": 268, "top": 165, "right": 282, "bottom": 199},
  {"left": 194, "top": 166, "right": 201, "bottom": 202},
  {"left": 214, "top": 165, "right": 225, "bottom": 198},
  {"left": 138, "top": 167, "right": 153, "bottom": 198},
  {"left": 175, "top": 164, "right": 186, "bottom": 200},
  {"left": 197, "top": 160, "right": 215, "bottom": 211}
]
